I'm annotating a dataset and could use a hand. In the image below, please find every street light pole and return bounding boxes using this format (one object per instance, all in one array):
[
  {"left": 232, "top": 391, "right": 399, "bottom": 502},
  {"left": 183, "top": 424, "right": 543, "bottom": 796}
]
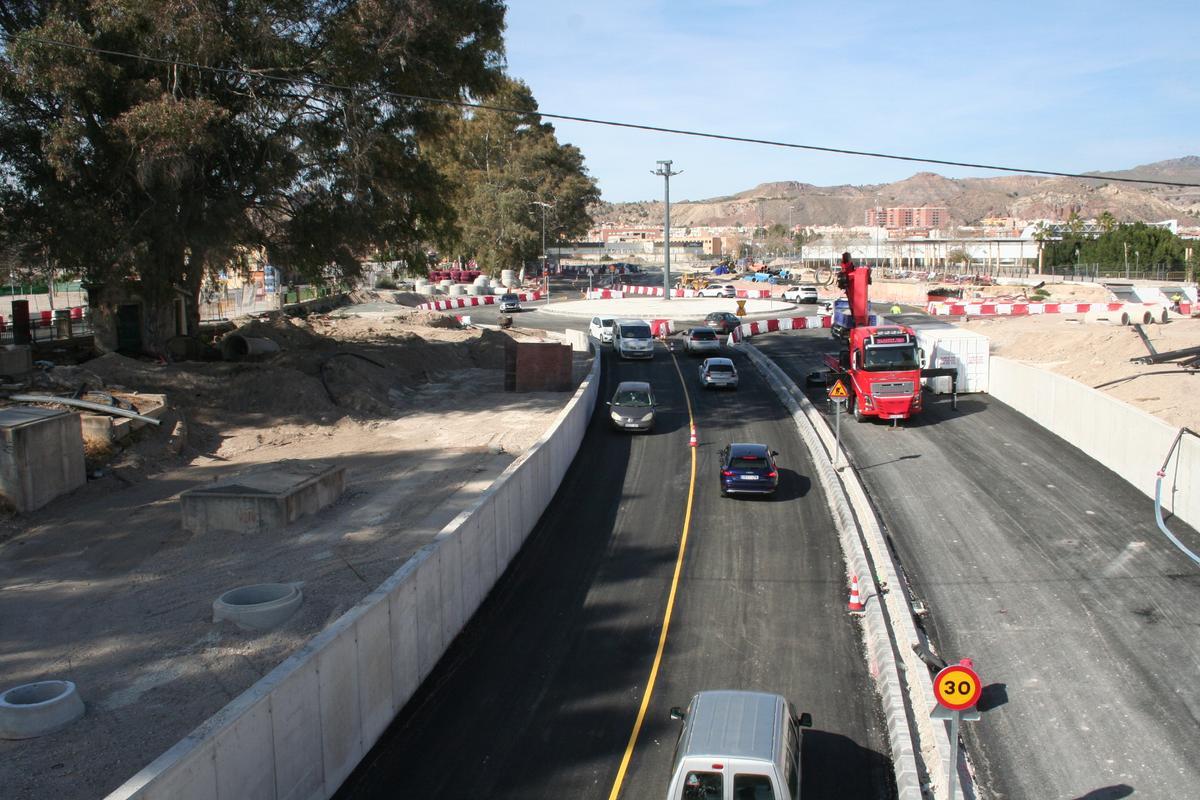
[
  {"left": 653, "top": 160, "right": 682, "bottom": 298},
  {"left": 532, "top": 200, "right": 554, "bottom": 304}
]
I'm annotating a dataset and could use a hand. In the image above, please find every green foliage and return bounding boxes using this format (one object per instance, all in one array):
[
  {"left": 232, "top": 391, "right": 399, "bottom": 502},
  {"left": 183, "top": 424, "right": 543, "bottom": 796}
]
[
  {"left": 0, "top": 0, "right": 506, "bottom": 346},
  {"left": 945, "top": 248, "right": 970, "bottom": 266},
  {"left": 424, "top": 77, "right": 599, "bottom": 271},
  {"left": 1044, "top": 222, "right": 1186, "bottom": 270},
  {"left": 376, "top": 276, "right": 398, "bottom": 290}
]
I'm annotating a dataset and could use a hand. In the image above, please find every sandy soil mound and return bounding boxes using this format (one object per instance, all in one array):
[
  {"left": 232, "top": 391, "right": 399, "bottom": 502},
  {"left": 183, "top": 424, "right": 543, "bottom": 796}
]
[{"left": 962, "top": 314, "right": 1199, "bottom": 429}]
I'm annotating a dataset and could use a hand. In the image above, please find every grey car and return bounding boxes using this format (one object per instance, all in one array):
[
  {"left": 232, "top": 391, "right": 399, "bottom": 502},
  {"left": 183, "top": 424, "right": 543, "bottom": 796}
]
[
  {"left": 683, "top": 326, "right": 722, "bottom": 355},
  {"left": 698, "top": 357, "right": 739, "bottom": 389},
  {"left": 608, "top": 381, "right": 656, "bottom": 432}
]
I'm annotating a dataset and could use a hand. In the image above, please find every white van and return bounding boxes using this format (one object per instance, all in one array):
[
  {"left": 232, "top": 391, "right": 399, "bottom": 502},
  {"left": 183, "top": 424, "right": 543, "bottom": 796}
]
[
  {"left": 667, "top": 690, "right": 811, "bottom": 800},
  {"left": 614, "top": 319, "right": 655, "bottom": 359}
]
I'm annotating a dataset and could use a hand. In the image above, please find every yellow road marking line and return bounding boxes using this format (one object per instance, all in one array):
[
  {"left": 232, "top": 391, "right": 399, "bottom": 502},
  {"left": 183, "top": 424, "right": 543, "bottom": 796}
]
[{"left": 607, "top": 348, "right": 697, "bottom": 800}]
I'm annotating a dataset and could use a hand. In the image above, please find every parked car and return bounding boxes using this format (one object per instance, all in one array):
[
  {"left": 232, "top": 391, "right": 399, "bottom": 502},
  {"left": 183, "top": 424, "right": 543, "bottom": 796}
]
[
  {"left": 718, "top": 443, "right": 779, "bottom": 497},
  {"left": 704, "top": 311, "right": 742, "bottom": 334},
  {"left": 589, "top": 316, "right": 615, "bottom": 344},
  {"left": 683, "top": 326, "right": 721, "bottom": 355},
  {"left": 698, "top": 357, "right": 738, "bottom": 389},
  {"left": 782, "top": 285, "right": 819, "bottom": 303},
  {"left": 699, "top": 283, "right": 736, "bottom": 298},
  {"left": 499, "top": 292, "right": 521, "bottom": 312},
  {"left": 608, "top": 381, "right": 656, "bottom": 432}
]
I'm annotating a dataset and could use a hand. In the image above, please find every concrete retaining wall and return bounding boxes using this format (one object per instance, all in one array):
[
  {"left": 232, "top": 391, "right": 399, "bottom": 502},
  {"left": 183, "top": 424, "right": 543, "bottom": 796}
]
[
  {"left": 989, "top": 356, "right": 1198, "bottom": 529},
  {"left": 105, "top": 350, "right": 601, "bottom": 800}
]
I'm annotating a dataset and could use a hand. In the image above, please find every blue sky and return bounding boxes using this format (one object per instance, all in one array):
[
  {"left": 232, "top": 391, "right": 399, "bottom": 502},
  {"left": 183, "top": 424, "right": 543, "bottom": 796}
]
[{"left": 502, "top": 1, "right": 1199, "bottom": 203}]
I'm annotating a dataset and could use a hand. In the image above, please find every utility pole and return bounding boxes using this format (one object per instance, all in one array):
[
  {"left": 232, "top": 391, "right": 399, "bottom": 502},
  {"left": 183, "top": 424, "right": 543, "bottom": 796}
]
[
  {"left": 532, "top": 200, "right": 554, "bottom": 304},
  {"left": 653, "top": 160, "right": 682, "bottom": 298}
]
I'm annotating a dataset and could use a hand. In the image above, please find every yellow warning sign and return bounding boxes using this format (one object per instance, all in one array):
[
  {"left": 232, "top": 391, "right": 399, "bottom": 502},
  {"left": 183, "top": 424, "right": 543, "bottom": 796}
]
[{"left": 828, "top": 379, "right": 849, "bottom": 400}]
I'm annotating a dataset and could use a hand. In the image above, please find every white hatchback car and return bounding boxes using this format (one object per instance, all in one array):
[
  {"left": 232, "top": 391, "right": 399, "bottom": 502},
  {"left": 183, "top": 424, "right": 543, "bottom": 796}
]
[
  {"left": 700, "top": 283, "right": 736, "bottom": 298},
  {"left": 589, "top": 316, "right": 615, "bottom": 344}
]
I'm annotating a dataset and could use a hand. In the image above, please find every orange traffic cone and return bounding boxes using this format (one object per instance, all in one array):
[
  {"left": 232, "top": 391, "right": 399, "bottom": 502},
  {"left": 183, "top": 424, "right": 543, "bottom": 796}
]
[
  {"left": 848, "top": 574, "right": 865, "bottom": 613},
  {"left": 688, "top": 426, "right": 698, "bottom": 447}
]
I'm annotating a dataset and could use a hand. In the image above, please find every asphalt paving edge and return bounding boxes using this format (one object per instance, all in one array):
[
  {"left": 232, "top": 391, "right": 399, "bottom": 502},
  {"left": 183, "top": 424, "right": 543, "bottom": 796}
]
[{"left": 740, "top": 342, "right": 967, "bottom": 800}]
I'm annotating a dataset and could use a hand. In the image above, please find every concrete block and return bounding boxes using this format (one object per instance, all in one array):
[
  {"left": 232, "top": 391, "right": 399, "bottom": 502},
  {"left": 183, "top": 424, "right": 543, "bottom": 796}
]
[
  {"left": 353, "top": 596, "right": 393, "bottom": 748},
  {"left": 0, "top": 407, "right": 85, "bottom": 512},
  {"left": 214, "top": 695, "right": 275, "bottom": 800},
  {"left": 458, "top": 507, "right": 485, "bottom": 616},
  {"left": 412, "top": 546, "right": 444, "bottom": 680},
  {"left": 0, "top": 345, "right": 32, "bottom": 376},
  {"left": 387, "top": 561, "right": 420, "bottom": 710},
  {"left": 142, "top": 740, "right": 218, "bottom": 800},
  {"left": 180, "top": 460, "right": 344, "bottom": 535},
  {"left": 316, "top": 627, "right": 362, "bottom": 791},
  {"left": 269, "top": 657, "right": 324, "bottom": 800},
  {"left": 475, "top": 494, "right": 500, "bottom": 597},
  {"left": 435, "top": 530, "right": 465, "bottom": 644}
]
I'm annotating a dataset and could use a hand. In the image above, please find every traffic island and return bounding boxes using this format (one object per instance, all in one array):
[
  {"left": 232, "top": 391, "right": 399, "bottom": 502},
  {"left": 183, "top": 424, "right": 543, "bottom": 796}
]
[{"left": 180, "top": 460, "right": 345, "bottom": 534}]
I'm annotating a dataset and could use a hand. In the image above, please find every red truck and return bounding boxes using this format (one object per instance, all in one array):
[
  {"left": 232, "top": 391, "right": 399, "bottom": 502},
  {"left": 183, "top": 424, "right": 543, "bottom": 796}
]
[{"left": 823, "top": 253, "right": 925, "bottom": 422}]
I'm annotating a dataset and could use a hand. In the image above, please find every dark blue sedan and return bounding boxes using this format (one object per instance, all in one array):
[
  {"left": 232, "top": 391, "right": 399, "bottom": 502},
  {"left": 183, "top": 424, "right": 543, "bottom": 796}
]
[{"left": 718, "top": 443, "right": 779, "bottom": 497}]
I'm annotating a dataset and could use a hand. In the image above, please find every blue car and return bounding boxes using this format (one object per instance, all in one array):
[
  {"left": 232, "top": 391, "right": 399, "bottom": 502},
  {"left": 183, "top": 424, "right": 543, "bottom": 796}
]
[{"left": 718, "top": 443, "right": 780, "bottom": 497}]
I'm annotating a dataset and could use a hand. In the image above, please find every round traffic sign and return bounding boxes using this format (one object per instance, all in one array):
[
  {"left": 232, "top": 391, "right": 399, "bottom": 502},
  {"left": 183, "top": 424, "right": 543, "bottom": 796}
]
[{"left": 933, "top": 663, "right": 981, "bottom": 711}]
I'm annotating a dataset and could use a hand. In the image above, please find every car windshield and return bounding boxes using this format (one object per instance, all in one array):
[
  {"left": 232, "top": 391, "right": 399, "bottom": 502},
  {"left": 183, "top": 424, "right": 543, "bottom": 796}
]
[
  {"left": 621, "top": 325, "right": 652, "bottom": 338},
  {"left": 864, "top": 344, "right": 920, "bottom": 371},
  {"left": 613, "top": 390, "right": 651, "bottom": 407},
  {"left": 731, "top": 455, "right": 767, "bottom": 470},
  {"left": 690, "top": 330, "right": 717, "bottom": 340},
  {"left": 501, "top": 294, "right": 518, "bottom": 302},
  {"left": 707, "top": 364, "right": 734, "bottom": 374}
]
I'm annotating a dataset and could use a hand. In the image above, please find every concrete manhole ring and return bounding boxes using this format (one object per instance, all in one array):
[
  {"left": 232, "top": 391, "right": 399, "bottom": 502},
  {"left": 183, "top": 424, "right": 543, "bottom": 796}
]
[
  {"left": 213, "top": 583, "right": 303, "bottom": 631},
  {"left": 0, "top": 680, "right": 85, "bottom": 739}
]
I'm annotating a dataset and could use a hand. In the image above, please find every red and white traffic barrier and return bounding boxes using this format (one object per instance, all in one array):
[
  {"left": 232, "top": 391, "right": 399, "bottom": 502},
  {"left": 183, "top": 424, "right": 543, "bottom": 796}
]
[
  {"left": 925, "top": 300, "right": 1166, "bottom": 317},
  {"left": 650, "top": 319, "right": 676, "bottom": 337},
  {"left": 728, "top": 315, "right": 831, "bottom": 344},
  {"left": 586, "top": 289, "right": 625, "bottom": 299},
  {"left": 736, "top": 289, "right": 772, "bottom": 299},
  {"left": 417, "top": 290, "right": 543, "bottom": 311}
]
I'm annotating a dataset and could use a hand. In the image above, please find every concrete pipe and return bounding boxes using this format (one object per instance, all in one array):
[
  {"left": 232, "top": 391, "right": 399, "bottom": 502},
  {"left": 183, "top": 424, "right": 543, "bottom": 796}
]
[
  {"left": 213, "top": 583, "right": 303, "bottom": 631},
  {"left": 0, "top": 680, "right": 85, "bottom": 739},
  {"left": 501, "top": 269, "right": 517, "bottom": 287},
  {"left": 448, "top": 284, "right": 467, "bottom": 296},
  {"left": 1160, "top": 308, "right": 1170, "bottom": 324},
  {"left": 220, "top": 335, "right": 281, "bottom": 361},
  {"left": 1142, "top": 310, "right": 1154, "bottom": 325},
  {"left": 467, "top": 284, "right": 482, "bottom": 296},
  {"left": 1120, "top": 312, "right": 1131, "bottom": 326}
]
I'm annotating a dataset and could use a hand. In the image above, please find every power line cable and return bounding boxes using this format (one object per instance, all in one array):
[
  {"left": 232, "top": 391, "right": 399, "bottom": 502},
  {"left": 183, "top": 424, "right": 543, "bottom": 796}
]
[{"left": 3, "top": 31, "right": 1200, "bottom": 188}]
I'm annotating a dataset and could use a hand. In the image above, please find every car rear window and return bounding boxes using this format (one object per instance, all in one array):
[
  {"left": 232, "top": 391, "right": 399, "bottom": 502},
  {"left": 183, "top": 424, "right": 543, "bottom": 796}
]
[
  {"left": 731, "top": 455, "right": 766, "bottom": 469},
  {"left": 600, "top": 318, "right": 613, "bottom": 326},
  {"left": 707, "top": 363, "right": 734, "bottom": 373},
  {"left": 620, "top": 324, "right": 652, "bottom": 338},
  {"left": 690, "top": 330, "right": 717, "bottom": 340}
]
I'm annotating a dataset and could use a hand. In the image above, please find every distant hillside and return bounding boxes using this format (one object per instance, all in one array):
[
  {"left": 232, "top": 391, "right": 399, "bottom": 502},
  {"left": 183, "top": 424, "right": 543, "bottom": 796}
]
[{"left": 590, "top": 157, "right": 1200, "bottom": 229}]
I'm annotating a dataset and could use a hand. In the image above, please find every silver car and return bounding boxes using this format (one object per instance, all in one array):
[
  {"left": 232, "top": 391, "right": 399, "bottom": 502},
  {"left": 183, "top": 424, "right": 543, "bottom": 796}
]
[
  {"left": 608, "top": 381, "right": 656, "bottom": 432},
  {"left": 699, "top": 357, "right": 739, "bottom": 389},
  {"left": 683, "top": 326, "right": 721, "bottom": 355}
]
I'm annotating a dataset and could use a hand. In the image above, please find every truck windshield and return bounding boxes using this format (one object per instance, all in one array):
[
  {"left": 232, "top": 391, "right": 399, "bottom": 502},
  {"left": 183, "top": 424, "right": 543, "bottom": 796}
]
[{"left": 863, "top": 345, "right": 919, "bottom": 371}]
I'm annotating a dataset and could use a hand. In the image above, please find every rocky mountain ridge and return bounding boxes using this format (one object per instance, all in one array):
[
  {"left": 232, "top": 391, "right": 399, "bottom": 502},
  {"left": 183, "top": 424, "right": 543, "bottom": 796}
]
[{"left": 591, "top": 157, "right": 1200, "bottom": 229}]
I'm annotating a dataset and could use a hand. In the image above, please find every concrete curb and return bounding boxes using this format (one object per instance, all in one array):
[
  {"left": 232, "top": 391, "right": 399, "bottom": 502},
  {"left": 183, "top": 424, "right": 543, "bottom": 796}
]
[
  {"left": 103, "top": 349, "right": 601, "bottom": 800},
  {"left": 741, "top": 342, "right": 975, "bottom": 800}
]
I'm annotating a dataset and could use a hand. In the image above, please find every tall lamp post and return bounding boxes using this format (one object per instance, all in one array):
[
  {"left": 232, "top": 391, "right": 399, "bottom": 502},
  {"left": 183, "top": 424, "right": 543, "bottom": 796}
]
[
  {"left": 653, "top": 160, "right": 682, "bottom": 298},
  {"left": 532, "top": 200, "right": 554, "bottom": 304}
]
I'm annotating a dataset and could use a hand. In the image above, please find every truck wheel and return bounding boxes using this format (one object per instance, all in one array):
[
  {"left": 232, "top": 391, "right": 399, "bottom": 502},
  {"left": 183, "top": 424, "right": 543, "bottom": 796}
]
[{"left": 852, "top": 395, "right": 865, "bottom": 422}]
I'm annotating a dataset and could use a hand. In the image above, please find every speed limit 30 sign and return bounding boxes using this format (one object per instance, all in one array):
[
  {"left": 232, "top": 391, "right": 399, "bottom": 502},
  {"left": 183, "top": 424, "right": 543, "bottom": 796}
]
[{"left": 934, "top": 663, "right": 982, "bottom": 711}]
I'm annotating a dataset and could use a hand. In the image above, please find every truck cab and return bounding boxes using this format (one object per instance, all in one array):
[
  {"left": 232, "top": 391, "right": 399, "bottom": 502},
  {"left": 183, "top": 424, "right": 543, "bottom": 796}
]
[{"left": 843, "top": 326, "right": 924, "bottom": 421}]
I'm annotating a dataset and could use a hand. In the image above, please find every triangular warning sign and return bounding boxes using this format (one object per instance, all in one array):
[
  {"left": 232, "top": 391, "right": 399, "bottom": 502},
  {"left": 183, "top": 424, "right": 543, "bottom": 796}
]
[{"left": 828, "top": 379, "right": 849, "bottom": 399}]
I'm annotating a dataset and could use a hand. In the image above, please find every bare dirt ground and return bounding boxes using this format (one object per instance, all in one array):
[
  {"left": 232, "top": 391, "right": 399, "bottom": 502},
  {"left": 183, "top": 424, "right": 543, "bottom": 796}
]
[
  {"left": 959, "top": 312, "right": 1200, "bottom": 429},
  {"left": 0, "top": 295, "right": 588, "bottom": 800}
]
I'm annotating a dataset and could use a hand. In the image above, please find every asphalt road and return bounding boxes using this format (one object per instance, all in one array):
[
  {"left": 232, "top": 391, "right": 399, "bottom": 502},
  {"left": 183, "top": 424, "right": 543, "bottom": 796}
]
[
  {"left": 334, "top": 339, "right": 894, "bottom": 799},
  {"left": 754, "top": 329, "right": 1200, "bottom": 800}
]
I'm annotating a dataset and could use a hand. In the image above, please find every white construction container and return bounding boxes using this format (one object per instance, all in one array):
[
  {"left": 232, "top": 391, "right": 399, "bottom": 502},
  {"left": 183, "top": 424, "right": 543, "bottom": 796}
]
[{"left": 910, "top": 320, "right": 990, "bottom": 394}]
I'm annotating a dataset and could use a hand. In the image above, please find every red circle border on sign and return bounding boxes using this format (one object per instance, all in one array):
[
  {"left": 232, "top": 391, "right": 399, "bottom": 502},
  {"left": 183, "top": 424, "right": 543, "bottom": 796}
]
[{"left": 934, "top": 664, "right": 982, "bottom": 711}]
